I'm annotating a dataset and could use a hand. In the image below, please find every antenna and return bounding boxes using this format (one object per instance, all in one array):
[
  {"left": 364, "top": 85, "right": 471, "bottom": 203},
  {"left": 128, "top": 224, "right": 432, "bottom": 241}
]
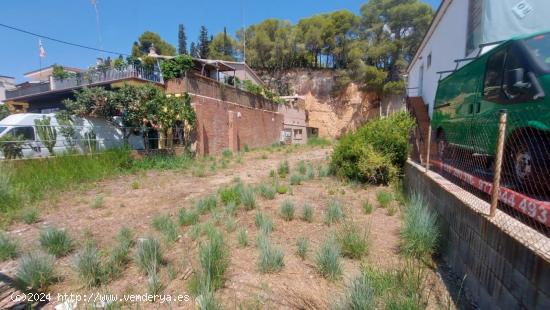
[
  {"left": 91, "top": 0, "right": 103, "bottom": 59},
  {"left": 242, "top": 0, "right": 246, "bottom": 63}
]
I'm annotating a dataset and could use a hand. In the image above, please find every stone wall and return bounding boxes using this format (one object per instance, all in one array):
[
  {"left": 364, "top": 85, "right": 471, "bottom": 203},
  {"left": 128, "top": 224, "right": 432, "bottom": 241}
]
[{"left": 404, "top": 160, "right": 550, "bottom": 309}]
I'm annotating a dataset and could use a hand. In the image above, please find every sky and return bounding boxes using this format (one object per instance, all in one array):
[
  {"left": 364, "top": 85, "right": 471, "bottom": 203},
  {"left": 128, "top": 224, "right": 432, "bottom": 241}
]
[{"left": 0, "top": 0, "right": 441, "bottom": 82}]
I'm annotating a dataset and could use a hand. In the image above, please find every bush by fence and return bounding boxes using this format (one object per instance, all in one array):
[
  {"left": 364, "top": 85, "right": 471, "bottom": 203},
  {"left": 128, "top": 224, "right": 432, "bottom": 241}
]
[{"left": 330, "top": 112, "right": 415, "bottom": 184}]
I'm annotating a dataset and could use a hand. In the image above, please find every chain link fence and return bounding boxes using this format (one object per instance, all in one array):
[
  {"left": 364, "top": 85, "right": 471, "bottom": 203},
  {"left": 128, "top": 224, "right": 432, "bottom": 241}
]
[{"left": 410, "top": 108, "right": 550, "bottom": 256}]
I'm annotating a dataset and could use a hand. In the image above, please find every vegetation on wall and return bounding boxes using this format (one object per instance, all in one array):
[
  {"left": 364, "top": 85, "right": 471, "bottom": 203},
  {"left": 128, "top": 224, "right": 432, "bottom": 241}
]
[
  {"left": 160, "top": 55, "right": 194, "bottom": 80},
  {"left": 330, "top": 111, "right": 415, "bottom": 184}
]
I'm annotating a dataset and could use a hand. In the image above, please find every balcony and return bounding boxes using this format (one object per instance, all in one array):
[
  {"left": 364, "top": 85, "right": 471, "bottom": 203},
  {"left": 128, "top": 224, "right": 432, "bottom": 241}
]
[{"left": 5, "top": 65, "right": 162, "bottom": 100}]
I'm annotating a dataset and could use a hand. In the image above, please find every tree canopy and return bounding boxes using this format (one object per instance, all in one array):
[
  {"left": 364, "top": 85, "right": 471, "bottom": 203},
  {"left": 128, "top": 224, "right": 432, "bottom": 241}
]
[{"left": 132, "top": 31, "right": 176, "bottom": 57}]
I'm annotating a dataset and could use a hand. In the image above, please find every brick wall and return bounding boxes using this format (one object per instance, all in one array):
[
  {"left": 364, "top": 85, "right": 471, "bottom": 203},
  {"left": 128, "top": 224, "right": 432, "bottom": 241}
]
[
  {"left": 404, "top": 160, "right": 550, "bottom": 309},
  {"left": 166, "top": 78, "right": 283, "bottom": 155}
]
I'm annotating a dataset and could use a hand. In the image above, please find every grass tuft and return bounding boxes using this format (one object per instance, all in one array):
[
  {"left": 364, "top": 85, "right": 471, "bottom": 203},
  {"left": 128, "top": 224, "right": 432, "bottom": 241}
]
[
  {"left": 90, "top": 196, "right": 105, "bottom": 209},
  {"left": 16, "top": 252, "right": 56, "bottom": 292},
  {"left": 74, "top": 243, "right": 103, "bottom": 287},
  {"left": 337, "top": 222, "right": 369, "bottom": 259},
  {"left": 178, "top": 208, "right": 199, "bottom": 226},
  {"left": 39, "top": 227, "right": 73, "bottom": 257},
  {"left": 221, "top": 149, "right": 233, "bottom": 159},
  {"left": 198, "top": 229, "right": 229, "bottom": 291},
  {"left": 21, "top": 208, "right": 39, "bottom": 224},
  {"left": 290, "top": 174, "right": 302, "bottom": 185},
  {"left": 276, "top": 183, "right": 289, "bottom": 195},
  {"left": 241, "top": 187, "right": 257, "bottom": 210},
  {"left": 279, "top": 200, "right": 295, "bottom": 221},
  {"left": 257, "top": 235, "right": 284, "bottom": 273},
  {"left": 196, "top": 195, "right": 218, "bottom": 215},
  {"left": 297, "top": 160, "right": 307, "bottom": 175},
  {"left": 237, "top": 228, "right": 248, "bottom": 247},
  {"left": 401, "top": 194, "right": 439, "bottom": 259},
  {"left": 296, "top": 237, "right": 309, "bottom": 260},
  {"left": 376, "top": 191, "right": 393, "bottom": 208},
  {"left": 135, "top": 238, "right": 163, "bottom": 275},
  {"left": 147, "top": 266, "right": 163, "bottom": 295},
  {"left": 315, "top": 236, "right": 342, "bottom": 281},
  {"left": 333, "top": 274, "right": 375, "bottom": 310},
  {"left": 278, "top": 160, "right": 290, "bottom": 177},
  {"left": 0, "top": 231, "right": 17, "bottom": 261},
  {"left": 219, "top": 182, "right": 244, "bottom": 206},
  {"left": 255, "top": 212, "right": 273, "bottom": 235},
  {"left": 363, "top": 201, "right": 374, "bottom": 214},
  {"left": 152, "top": 215, "right": 179, "bottom": 243},
  {"left": 224, "top": 216, "right": 237, "bottom": 233},
  {"left": 324, "top": 200, "right": 344, "bottom": 226},
  {"left": 301, "top": 203, "right": 314, "bottom": 223},
  {"left": 257, "top": 183, "right": 276, "bottom": 200}
]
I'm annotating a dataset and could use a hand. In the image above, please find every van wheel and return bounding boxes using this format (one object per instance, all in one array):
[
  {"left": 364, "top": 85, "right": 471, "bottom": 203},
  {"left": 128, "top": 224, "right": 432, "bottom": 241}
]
[
  {"left": 505, "top": 134, "right": 550, "bottom": 195},
  {"left": 436, "top": 130, "right": 448, "bottom": 161}
]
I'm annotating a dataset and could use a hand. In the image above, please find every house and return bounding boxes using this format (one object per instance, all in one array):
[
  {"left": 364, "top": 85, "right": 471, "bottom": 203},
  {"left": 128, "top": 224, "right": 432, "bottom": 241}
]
[
  {"left": 0, "top": 75, "right": 16, "bottom": 104},
  {"left": 218, "top": 61, "right": 264, "bottom": 86},
  {"left": 278, "top": 96, "right": 309, "bottom": 145},
  {"left": 407, "top": 0, "right": 550, "bottom": 117}
]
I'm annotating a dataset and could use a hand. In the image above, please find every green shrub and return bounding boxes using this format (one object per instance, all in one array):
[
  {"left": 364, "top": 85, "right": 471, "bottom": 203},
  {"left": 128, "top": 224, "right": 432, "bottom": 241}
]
[
  {"left": 255, "top": 212, "right": 273, "bottom": 235},
  {"left": 243, "top": 144, "right": 250, "bottom": 152},
  {"left": 337, "top": 222, "right": 369, "bottom": 259},
  {"left": 74, "top": 243, "right": 103, "bottom": 287},
  {"left": 152, "top": 215, "right": 179, "bottom": 243},
  {"left": 301, "top": 203, "right": 314, "bottom": 223},
  {"left": 198, "top": 230, "right": 229, "bottom": 290},
  {"left": 257, "top": 183, "right": 276, "bottom": 200},
  {"left": 290, "top": 174, "right": 302, "bottom": 185},
  {"left": 257, "top": 235, "right": 284, "bottom": 273},
  {"left": 39, "top": 227, "right": 73, "bottom": 257},
  {"left": 307, "top": 137, "right": 331, "bottom": 147},
  {"left": 135, "top": 238, "right": 163, "bottom": 275},
  {"left": 0, "top": 231, "right": 17, "bottom": 261},
  {"left": 325, "top": 200, "right": 344, "bottom": 226},
  {"left": 296, "top": 237, "right": 309, "bottom": 260},
  {"left": 21, "top": 208, "right": 39, "bottom": 224},
  {"left": 329, "top": 112, "right": 414, "bottom": 184},
  {"left": 376, "top": 191, "right": 393, "bottom": 208},
  {"left": 241, "top": 187, "right": 257, "bottom": 210},
  {"left": 237, "top": 228, "right": 248, "bottom": 247},
  {"left": 278, "top": 160, "right": 290, "bottom": 177},
  {"left": 219, "top": 182, "right": 244, "bottom": 206},
  {"left": 196, "top": 195, "right": 218, "bottom": 215},
  {"left": 333, "top": 274, "right": 375, "bottom": 310},
  {"left": 178, "top": 208, "right": 199, "bottom": 226},
  {"left": 279, "top": 200, "right": 295, "bottom": 221},
  {"left": 401, "top": 194, "right": 439, "bottom": 258},
  {"left": 315, "top": 237, "right": 343, "bottom": 281},
  {"left": 16, "top": 252, "right": 56, "bottom": 291},
  {"left": 221, "top": 149, "right": 233, "bottom": 159},
  {"left": 131, "top": 181, "right": 140, "bottom": 190},
  {"left": 276, "top": 183, "right": 288, "bottom": 194},
  {"left": 362, "top": 201, "right": 374, "bottom": 214}
]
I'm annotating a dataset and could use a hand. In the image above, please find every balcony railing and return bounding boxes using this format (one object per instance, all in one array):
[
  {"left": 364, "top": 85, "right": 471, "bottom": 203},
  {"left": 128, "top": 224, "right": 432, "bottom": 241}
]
[
  {"left": 52, "top": 65, "right": 162, "bottom": 91},
  {"left": 5, "top": 65, "right": 162, "bottom": 100}
]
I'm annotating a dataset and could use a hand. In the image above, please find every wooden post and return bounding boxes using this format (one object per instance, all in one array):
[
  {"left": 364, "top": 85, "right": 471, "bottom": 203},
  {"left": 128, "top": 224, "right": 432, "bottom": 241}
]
[
  {"left": 425, "top": 124, "right": 432, "bottom": 173},
  {"left": 490, "top": 110, "right": 508, "bottom": 217}
]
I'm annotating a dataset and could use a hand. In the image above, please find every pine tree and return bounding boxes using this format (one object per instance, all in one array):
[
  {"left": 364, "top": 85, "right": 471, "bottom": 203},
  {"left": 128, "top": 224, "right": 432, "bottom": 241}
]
[
  {"left": 198, "top": 26, "right": 210, "bottom": 59},
  {"left": 223, "top": 27, "right": 231, "bottom": 57},
  {"left": 190, "top": 42, "right": 198, "bottom": 58},
  {"left": 178, "top": 24, "right": 188, "bottom": 55}
]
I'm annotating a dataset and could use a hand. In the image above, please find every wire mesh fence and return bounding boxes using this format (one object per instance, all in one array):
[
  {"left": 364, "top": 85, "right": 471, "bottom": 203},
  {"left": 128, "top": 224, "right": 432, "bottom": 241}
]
[
  {"left": 0, "top": 122, "right": 192, "bottom": 160},
  {"left": 410, "top": 107, "right": 550, "bottom": 256}
]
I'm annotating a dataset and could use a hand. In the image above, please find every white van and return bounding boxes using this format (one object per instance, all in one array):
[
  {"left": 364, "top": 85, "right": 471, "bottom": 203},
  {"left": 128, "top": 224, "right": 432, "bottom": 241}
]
[{"left": 0, "top": 113, "right": 144, "bottom": 159}]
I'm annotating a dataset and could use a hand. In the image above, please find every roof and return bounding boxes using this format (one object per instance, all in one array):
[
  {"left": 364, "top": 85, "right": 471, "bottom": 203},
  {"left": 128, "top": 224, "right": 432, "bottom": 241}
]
[
  {"left": 407, "top": 0, "right": 451, "bottom": 73},
  {"left": 0, "top": 113, "right": 56, "bottom": 126},
  {"left": 24, "top": 65, "right": 85, "bottom": 76},
  {"left": 217, "top": 60, "right": 264, "bottom": 85},
  {"left": 0, "top": 75, "right": 14, "bottom": 79}
]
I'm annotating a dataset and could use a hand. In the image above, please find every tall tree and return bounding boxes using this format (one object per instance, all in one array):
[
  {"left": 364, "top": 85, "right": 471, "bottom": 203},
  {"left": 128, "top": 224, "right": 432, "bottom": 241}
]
[
  {"left": 197, "top": 26, "right": 210, "bottom": 58},
  {"left": 190, "top": 42, "right": 198, "bottom": 58},
  {"left": 209, "top": 30, "right": 237, "bottom": 61},
  {"left": 178, "top": 24, "right": 188, "bottom": 55},
  {"left": 132, "top": 31, "right": 176, "bottom": 57}
]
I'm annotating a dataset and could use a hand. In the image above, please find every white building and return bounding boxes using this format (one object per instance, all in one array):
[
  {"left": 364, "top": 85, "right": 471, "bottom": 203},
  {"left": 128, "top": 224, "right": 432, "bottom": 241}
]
[
  {"left": 0, "top": 75, "right": 16, "bottom": 104},
  {"left": 407, "top": 0, "right": 550, "bottom": 116}
]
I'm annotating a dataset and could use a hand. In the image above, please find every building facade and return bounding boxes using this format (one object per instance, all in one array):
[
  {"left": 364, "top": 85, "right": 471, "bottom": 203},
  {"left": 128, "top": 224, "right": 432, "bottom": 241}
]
[
  {"left": 279, "top": 96, "right": 308, "bottom": 145},
  {"left": 407, "top": 0, "right": 550, "bottom": 116},
  {"left": 0, "top": 75, "right": 16, "bottom": 104}
]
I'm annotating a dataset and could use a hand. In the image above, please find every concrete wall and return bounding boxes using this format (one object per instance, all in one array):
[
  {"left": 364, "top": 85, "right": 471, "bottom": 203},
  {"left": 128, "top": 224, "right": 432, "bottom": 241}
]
[{"left": 404, "top": 160, "right": 550, "bottom": 309}]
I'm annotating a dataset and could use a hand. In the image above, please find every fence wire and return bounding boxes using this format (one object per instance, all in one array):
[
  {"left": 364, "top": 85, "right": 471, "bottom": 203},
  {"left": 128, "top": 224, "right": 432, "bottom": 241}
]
[{"left": 410, "top": 108, "right": 550, "bottom": 256}]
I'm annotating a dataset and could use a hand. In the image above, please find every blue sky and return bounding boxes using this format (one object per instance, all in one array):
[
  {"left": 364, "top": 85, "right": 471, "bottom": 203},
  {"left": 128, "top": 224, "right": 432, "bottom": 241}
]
[{"left": 0, "top": 0, "right": 441, "bottom": 82}]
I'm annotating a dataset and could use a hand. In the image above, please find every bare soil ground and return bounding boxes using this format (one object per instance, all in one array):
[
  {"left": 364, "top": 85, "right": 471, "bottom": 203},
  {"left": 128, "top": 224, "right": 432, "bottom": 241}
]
[{"left": 0, "top": 146, "right": 454, "bottom": 309}]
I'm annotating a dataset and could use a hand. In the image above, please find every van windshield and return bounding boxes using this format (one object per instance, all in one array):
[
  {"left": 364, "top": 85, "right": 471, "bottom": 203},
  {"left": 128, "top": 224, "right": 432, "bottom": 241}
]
[
  {"left": 523, "top": 33, "right": 550, "bottom": 73},
  {"left": 0, "top": 127, "right": 6, "bottom": 135}
]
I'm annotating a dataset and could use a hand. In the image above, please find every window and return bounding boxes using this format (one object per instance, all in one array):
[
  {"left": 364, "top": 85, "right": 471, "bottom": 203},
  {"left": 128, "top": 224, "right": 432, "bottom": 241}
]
[
  {"left": 0, "top": 127, "right": 6, "bottom": 135},
  {"left": 483, "top": 49, "right": 506, "bottom": 101},
  {"left": 502, "top": 46, "right": 535, "bottom": 102},
  {"left": 293, "top": 129, "right": 303, "bottom": 140},
  {"left": 41, "top": 108, "right": 60, "bottom": 114},
  {"left": 7, "top": 126, "right": 35, "bottom": 140},
  {"left": 427, "top": 53, "right": 432, "bottom": 69}
]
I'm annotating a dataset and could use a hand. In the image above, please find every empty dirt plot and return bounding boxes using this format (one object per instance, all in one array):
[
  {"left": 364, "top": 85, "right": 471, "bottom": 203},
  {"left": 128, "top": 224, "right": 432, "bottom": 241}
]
[{"left": 0, "top": 146, "right": 454, "bottom": 309}]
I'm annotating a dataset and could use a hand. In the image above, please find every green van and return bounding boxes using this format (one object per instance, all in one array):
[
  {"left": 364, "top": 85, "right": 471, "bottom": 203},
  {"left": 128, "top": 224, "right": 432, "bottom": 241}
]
[{"left": 432, "top": 31, "right": 550, "bottom": 192}]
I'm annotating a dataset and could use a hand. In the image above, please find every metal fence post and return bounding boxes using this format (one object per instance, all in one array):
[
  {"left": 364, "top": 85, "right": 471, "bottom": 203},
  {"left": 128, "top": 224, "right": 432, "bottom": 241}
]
[
  {"left": 425, "top": 124, "right": 432, "bottom": 173},
  {"left": 490, "top": 110, "right": 508, "bottom": 217}
]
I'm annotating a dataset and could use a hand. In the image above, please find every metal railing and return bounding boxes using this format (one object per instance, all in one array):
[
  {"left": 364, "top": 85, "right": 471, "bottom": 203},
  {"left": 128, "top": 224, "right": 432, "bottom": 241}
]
[{"left": 5, "top": 82, "right": 51, "bottom": 99}]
